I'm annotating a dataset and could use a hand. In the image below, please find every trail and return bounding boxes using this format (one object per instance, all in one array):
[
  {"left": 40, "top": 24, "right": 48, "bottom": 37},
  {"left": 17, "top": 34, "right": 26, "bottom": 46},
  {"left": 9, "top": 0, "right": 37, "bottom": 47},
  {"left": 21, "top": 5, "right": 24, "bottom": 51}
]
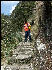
[
  {"left": 1, "top": 1, "right": 52, "bottom": 70},
  {"left": 1, "top": 31, "right": 51, "bottom": 70}
]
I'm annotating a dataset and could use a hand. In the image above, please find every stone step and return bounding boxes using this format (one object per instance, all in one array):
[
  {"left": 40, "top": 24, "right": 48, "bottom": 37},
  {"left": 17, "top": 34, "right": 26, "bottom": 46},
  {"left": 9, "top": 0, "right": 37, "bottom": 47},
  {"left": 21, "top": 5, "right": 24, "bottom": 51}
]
[
  {"left": 5, "top": 63, "right": 34, "bottom": 70},
  {"left": 12, "top": 47, "right": 34, "bottom": 58},
  {"left": 4, "top": 64, "right": 19, "bottom": 70},
  {"left": 23, "top": 45, "right": 33, "bottom": 48},
  {"left": 23, "top": 43, "right": 32, "bottom": 46},
  {"left": 17, "top": 42, "right": 32, "bottom": 46},
  {"left": 21, "top": 47, "right": 34, "bottom": 51},
  {"left": 16, "top": 54, "right": 32, "bottom": 60},
  {"left": 13, "top": 50, "right": 34, "bottom": 56},
  {"left": 19, "top": 64, "right": 34, "bottom": 70},
  {"left": 9, "top": 52, "right": 34, "bottom": 64},
  {"left": 14, "top": 45, "right": 33, "bottom": 52},
  {"left": 8, "top": 54, "right": 33, "bottom": 64},
  {"left": 18, "top": 50, "right": 34, "bottom": 55}
]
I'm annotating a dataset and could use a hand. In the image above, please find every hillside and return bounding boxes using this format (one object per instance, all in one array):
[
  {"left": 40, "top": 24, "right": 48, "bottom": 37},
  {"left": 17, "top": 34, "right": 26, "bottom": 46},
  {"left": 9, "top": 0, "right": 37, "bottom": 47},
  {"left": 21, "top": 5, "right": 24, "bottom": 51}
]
[
  {"left": 1, "top": 1, "right": 52, "bottom": 70},
  {"left": 1, "top": 1, "right": 36, "bottom": 65}
]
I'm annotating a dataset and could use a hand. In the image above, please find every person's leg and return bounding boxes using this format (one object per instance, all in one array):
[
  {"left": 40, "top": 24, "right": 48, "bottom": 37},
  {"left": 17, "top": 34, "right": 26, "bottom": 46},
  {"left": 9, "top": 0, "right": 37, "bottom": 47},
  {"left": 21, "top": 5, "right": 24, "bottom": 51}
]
[
  {"left": 28, "top": 30, "right": 31, "bottom": 41},
  {"left": 25, "top": 31, "right": 28, "bottom": 42},
  {"left": 27, "top": 31, "right": 29, "bottom": 39}
]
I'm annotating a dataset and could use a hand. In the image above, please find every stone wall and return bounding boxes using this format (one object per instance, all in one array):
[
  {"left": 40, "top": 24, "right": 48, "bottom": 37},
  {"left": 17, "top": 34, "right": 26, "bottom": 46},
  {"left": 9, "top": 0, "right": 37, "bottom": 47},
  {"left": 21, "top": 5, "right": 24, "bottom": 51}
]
[{"left": 35, "top": 1, "right": 52, "bottom": 42}]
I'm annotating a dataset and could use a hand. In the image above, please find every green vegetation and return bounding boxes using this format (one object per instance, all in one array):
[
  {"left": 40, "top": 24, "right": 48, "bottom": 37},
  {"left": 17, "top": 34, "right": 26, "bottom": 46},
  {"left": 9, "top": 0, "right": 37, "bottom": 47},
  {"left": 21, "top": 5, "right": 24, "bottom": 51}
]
[
  {"left": 10, "top": 1, "right": 35, "bottom": 31},
  {"left": 1, "top": 1, "right": 35, "bottom": 59},
  {"left": 1, "top": 14, "right": 23, "bottom": 59}
]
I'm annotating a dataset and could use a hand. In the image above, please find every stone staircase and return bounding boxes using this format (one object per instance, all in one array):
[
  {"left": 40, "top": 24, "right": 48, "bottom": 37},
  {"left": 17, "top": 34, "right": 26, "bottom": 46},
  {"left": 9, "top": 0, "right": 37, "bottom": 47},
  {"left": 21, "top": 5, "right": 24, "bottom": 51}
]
[
  {"left": 1, "top": 32, "right": 52, "bottom": 70},
  {"left": 4, "top": 32, "right": 36, "bottom": 70}
]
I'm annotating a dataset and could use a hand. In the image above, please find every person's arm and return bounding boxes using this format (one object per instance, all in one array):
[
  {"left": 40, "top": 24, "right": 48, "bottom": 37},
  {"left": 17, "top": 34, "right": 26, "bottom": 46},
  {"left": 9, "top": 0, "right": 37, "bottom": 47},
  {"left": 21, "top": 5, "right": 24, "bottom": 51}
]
[{"left": 28, "top": 23, "right": 31, "bottom": 27}]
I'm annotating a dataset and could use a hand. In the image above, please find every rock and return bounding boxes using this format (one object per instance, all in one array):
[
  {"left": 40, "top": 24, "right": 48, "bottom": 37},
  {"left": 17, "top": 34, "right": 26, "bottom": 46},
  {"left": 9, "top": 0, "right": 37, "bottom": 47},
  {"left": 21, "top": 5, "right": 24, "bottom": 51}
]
[
  {"left": 19, "top": 64, "right": 34, "bottom": 70},
  {"left": 16, "top": 54, "right": 32, "bottom": 60},
  {"left": 36, "top": 38, "right": 46, "bottom": 51},
  {"left": 1, "top": 66, "right": 4, "bottom": 70},
  {"left": 23, "top": 42, "right": 31, "bottom": 46},
  {"left": 37, "top": 43, "right": 46, "bottom": 51},
  {"left": 18, "top": 50, "right": 33, "bottom": 55},
  {"left": 5, "top": 63, "right": 34, "bottom": 70},
  {"left": 5, "top": 65, "right": 19, "bottom": 70},
  {"left": 21, "top": 47, "right": 34, "bottom": 51}
]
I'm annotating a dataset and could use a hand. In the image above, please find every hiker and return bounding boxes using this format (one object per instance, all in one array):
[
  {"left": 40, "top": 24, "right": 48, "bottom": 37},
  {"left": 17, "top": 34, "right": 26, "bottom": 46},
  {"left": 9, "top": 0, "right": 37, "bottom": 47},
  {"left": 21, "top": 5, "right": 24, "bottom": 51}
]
[{"left": 24, "top": 19, "right": 31, "bottom": 42}]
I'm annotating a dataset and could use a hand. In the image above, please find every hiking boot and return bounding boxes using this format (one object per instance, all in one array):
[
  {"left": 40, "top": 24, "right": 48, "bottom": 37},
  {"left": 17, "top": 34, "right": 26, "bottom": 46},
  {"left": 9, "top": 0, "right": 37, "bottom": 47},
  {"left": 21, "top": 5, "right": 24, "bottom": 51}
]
[{"left": 24, "top": 40, "right": 27, "bottom": 42}]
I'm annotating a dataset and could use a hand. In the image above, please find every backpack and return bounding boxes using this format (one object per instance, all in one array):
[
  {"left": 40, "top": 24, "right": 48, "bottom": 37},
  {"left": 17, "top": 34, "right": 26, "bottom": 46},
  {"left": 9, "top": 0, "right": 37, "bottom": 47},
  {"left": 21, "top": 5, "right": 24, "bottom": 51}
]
[{"left": 27, "top": 23, "right": 31, "bottom": 29}]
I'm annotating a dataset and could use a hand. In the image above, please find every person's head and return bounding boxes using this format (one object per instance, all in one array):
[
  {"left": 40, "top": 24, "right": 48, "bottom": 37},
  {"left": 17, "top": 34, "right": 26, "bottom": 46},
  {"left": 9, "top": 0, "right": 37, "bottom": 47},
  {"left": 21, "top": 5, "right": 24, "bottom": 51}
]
[{"left": 25, "top": 19, "right": 27, "bottom": 24}]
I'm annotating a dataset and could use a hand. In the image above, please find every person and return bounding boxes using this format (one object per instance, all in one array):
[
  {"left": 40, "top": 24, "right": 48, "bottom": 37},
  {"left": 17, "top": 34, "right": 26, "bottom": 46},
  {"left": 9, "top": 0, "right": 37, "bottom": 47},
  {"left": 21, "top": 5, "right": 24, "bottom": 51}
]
[
  {"left": 28, "top": 22, "right": 31, "bottom": 42},
  {"left": 24, "top": 19, "right": 31, "bottom": 42}
]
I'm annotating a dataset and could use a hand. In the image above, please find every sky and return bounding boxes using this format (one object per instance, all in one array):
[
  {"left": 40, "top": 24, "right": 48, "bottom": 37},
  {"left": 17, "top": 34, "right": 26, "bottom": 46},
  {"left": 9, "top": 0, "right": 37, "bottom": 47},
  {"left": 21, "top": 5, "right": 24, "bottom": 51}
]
[{"left": 1, "top": 1, "right": 19, "bottom": 15}]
